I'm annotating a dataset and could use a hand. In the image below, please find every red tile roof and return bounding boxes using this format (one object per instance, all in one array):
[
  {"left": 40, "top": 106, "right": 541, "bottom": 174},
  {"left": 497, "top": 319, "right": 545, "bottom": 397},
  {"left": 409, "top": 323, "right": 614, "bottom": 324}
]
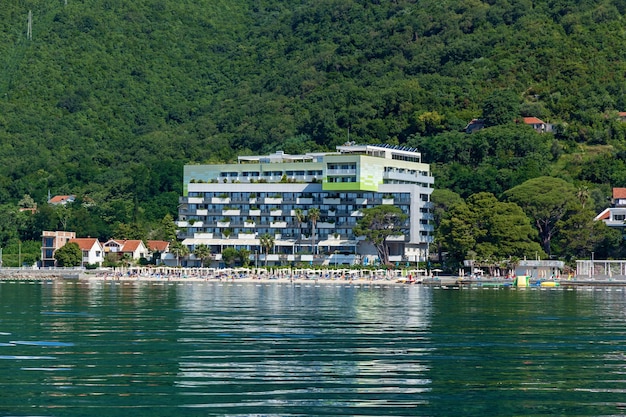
[
  {"left": 68, "top": 238, "right": 100, "bottom": 250},
  {"left": 523, "top": 117, "right": 545, "bottom": 125},
  {"left": 596, "top": 209, "right": 610, "bottom": 220},
  {"left": 48, "top": 195, "right": 74, "bottom": 204},
  {"left": 147, "top": 240, "right": 169, "bottom": 252},
  {"left": 613, "top": 188, "right": 626, "bottom": 199},
  {"left": 120, "top": 240, "right": 143, "bottom": 252}
]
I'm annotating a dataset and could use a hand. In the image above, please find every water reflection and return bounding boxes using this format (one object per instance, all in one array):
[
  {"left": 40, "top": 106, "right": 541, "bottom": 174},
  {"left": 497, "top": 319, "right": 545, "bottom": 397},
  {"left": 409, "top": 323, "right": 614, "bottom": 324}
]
[
  {"left": 2, "top": 281, "right": 626, "bottom": 415},
  {"left": 174, "top": 283, "right": 433, "bottom": 414}
]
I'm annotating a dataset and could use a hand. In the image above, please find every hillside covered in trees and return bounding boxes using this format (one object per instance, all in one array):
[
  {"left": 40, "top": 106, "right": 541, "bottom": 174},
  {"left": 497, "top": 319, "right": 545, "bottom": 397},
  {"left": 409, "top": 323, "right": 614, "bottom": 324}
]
[{"left": 2, "top": 0, "right": 626, "bottom": 265}]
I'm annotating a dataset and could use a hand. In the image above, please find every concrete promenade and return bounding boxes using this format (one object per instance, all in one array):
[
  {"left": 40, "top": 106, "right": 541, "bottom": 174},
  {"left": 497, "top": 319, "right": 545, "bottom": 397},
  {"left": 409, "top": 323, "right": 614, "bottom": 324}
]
[{"left": 0, "top": 267, "right": 624, "bottom": 287}]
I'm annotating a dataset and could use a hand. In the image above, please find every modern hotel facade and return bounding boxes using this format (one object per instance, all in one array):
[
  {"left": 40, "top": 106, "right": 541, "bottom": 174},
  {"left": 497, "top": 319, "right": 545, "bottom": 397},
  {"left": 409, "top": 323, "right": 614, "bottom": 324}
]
[{"left": 177, "top": 144, "right": 434, "bottom": 266}]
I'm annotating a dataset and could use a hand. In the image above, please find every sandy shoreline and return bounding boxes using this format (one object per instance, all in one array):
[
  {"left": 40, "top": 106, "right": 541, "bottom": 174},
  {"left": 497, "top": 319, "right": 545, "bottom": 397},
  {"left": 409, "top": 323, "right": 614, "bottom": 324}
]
[
  {"left": 1, "top": 270, "right": 624, "bottom": 287},
  {"left": 0, "top": 270, "right": 450, "bottom": 286}
]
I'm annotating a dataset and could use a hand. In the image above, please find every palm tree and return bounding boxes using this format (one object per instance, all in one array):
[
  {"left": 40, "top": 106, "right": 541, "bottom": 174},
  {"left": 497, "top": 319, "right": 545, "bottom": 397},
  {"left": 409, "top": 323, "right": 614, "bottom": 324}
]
[
  {"left": 307, "top": 208, "right": 320, "bottom": 255},
  {"left": 576, "top": 185, "right": 590, "bottom": 208},
  {"left": 259, "top": 233, "right": 274, "bottom": 267},
  {"left": 193, "top": 244, "right": 211, "bottom": 267},
  {"left": 169, "top": 241, "right": 189, "bottom": 267},
  {"left": 294, "top": 208, "right": 305, "bottom": 239}
]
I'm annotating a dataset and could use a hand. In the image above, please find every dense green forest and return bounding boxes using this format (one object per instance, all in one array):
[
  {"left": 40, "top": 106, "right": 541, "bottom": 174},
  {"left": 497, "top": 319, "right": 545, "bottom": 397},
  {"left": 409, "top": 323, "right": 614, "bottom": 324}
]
[{"left": 2, "top": 0, "right": 626, "bottom": 266}]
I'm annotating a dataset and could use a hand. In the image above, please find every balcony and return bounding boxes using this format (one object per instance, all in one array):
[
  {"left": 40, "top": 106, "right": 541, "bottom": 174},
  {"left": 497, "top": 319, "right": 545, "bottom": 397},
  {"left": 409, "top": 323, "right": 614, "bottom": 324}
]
[
  {"left": 297, "top": 197, "right": 313, "bottom": 204},
  {"left": 270, "top": 221, "right": 287, "bottom": 228},
  {"left": 356, "top": 198, "right": 367, "bottom": 205},
  {"left": 244, "top": 221, "right": 256, "bottom": 228},
  {"left": 326, "top": 168, "right": 357, "bottom": 175},
  {"left": 270, "top": 209, "right": 283, "bottom": 216},
  {"left": 196, "top": 209, "right": 208, "bottom": 216},
  {"left": 222, "top": 209, "right": 241, "bottom": 216},
  {"left": 212, "top": 197, "right": 231, "bottom": 204},
  {"left": 217, "top": 221, "right": 230, "bottom": 228},
  {"left": 265, "top": 197, "right": 283, "bottom": 204},
  {"left": 323, "top": 197, "right": 341, "bottom": 204},
  {"left": 382, "top": 198, "right": 394, "bottom": 205},
  {"left": 249, "top": 209, "right": 261, "bottom": 216},
  {"left": 188, "top": 197, "right": 203, "bottom": 204},
  {"left": 318, "top": 221, "right": 336, "bottom": 229}
]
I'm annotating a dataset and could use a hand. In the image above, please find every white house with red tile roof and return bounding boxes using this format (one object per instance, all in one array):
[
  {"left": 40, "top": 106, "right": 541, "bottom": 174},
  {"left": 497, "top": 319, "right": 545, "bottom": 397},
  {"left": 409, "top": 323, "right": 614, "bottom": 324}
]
[
  {"left": 48, "top": 195, "right": 75, "bottom": 205},
  {"left": 68, "top": 238, "right": 104, "bottom": 267},
  {"left": 595, "top": 188, "right": 626, "bottom": 230},
  {"left": 103, "top": 239, "right": 148, "bottom": 260},
  {"left": 147, "top": 240, "right": 170, "bottom": 265},
  {"left": 522, "top": 117, "right": 553, "bottom": 133}
]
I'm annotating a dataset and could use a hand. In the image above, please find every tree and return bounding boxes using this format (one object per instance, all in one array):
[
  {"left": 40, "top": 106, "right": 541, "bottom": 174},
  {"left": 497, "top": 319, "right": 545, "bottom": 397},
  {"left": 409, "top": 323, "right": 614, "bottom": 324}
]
[
  {"left": 482, "top": 89, "right": 520, "bottom": 127},
  {"left": 352, "top": 205, "right": 408, "bottom": 265},
  {"left": 193, "top": 244, "right": 211, "bottom": 267},
  {"left": 307, "top": 208, "right": 320, "bottom": 255},
  {"left": 503, "top": 177, "right": 578, "bottom": 256},
  {"left": 237, "top": 248, "right": 251, "bottom": 267},
  {"left": 259, "top": 233, "right": 274, "bottom": 267},
  {"left": 555, "top": 208, "right": 622, "bottom": 261},
  {"left": 54, "top": 242, "right": 82, "bottom": 267},
  {"left": 576, "top": 185, "right": 590, "bottom": 209},
  {"left": 18, "top": 194, "right": 36, "bottom": 209},
  {"left": 155, "top": 213, "right": 178, "bottom": 242},
  {"left": 438, "top": 202, "right": 476, "bottom": 266},
  {"left": 113, "top": 222, "right": 144, "bottom": 240},
  {"left": 103, "top": 252, "right": 121, "bottom": 268},
  {"left": 439, "top": 192, "right": 545, "bottom": 269},
  {"left": 222, "top": 247, "right": 238, "bottom": 267},
  {"left": 294, "top": 208, "right": 305, "bottom": 239},
  {"left": 431, "top": 189, "right": 464, "bottom": 263},
  {"left": 169, "top": 241, "right": 189, "bottom": 266}
]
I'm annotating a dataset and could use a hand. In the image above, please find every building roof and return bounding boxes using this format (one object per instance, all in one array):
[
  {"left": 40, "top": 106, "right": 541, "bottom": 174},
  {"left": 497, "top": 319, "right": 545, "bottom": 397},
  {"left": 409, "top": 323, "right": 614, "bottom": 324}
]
[
  {"left": 147, "top": 240, "right": 169, "bottom": 252},
  {"left": 464, "top": 118, "right": 485, "bottom": 133},
  {"left": 103, "top": 239, "right": 146, "bottom": 252},
  {"left": 120, "top": 240, "right": 144, "bottom": 252},
  {"left": 48, "top": 195, "right": 75, "bottom": 205},
  {"left": 236, "top": 144, "right": 423, "bottom": 164},
  {"left": 613, "top": 188, "right": 626, "bottom": 199},
  {"left": 68, "top": 238, "right": 100, "bottom": 250},
  {"left": 595, "top": 208, "right": 611, "bottom": 220},
  {"left": 523, "top": 117, "right": 545, "bottom": 125}
]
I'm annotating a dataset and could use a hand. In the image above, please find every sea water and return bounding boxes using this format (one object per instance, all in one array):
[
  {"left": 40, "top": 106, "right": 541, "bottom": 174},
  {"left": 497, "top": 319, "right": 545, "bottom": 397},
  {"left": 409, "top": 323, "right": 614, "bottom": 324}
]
[{"left": 0, "top": 280, "right": 625, "bottom": 416}]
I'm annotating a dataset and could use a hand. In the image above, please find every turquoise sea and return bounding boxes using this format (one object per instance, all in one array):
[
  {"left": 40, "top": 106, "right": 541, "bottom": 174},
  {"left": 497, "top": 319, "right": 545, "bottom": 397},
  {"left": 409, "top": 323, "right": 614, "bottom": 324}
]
[{"left": 1, "top": 280, "right": 625, "bottom": 416}]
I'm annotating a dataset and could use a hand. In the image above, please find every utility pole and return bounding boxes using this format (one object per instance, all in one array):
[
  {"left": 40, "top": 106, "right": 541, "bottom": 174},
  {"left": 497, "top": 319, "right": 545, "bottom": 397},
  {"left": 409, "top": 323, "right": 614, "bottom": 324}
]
[{"left": 27, "top": 10, "right": 32, "bottom": 40}]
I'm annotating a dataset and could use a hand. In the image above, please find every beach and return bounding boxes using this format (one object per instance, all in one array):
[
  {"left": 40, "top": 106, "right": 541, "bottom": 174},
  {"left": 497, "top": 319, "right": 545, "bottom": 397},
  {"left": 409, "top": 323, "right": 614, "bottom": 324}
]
[{"left": 1, "top": 267, "right": 624, "bottom": 288}]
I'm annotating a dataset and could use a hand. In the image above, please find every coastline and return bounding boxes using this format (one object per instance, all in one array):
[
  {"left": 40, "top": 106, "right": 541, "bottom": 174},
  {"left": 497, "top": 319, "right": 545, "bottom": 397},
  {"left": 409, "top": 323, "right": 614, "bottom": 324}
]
[{"left": 0, "top": 269, "right": 625, "bottom": 287}]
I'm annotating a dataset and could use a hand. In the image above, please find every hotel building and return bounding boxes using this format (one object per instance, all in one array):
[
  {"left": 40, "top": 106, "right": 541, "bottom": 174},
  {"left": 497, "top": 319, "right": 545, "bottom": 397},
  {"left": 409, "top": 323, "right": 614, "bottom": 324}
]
[{"left": 177, "top": 144, "right": 434, "bottom": 266}]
